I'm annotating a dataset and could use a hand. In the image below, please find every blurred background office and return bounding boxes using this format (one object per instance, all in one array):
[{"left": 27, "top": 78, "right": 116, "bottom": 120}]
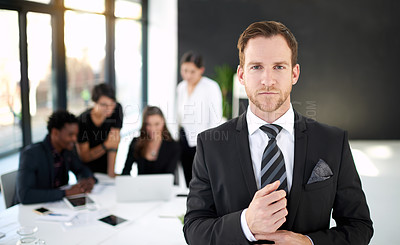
[{"left": 0, "top": 0, "right": 399, "bottom": 244}]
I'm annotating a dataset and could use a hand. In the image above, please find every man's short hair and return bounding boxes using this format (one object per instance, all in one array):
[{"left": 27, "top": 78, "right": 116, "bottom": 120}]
[
  {"left": 237, "top": 20, "right": 298, "bottom": 67},
  {"left": 91, "top": 83, "right": 116, "bottom": 102},
  {"left": 47, "top": 110, "right": 78, "bottom": 133}
]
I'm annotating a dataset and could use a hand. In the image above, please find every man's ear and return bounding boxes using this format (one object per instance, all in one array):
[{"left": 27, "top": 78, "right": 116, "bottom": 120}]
[
  {"left": 51, "top": 128, "right": 60, "bottom": 138},
  {"left": 292, "top": 64, "right": 300, "bottom": 85},
  {"left": 237, "top": 65, "right": 245, "bottom": 85}
]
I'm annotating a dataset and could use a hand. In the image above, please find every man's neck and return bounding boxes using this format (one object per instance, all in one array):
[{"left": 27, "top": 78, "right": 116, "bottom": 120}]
[
  {"left": 249, "top": 103, "right": 290, "bottom": 124},
  {"left": 49, "top": 136, "right": 62, "bottom": 154}
]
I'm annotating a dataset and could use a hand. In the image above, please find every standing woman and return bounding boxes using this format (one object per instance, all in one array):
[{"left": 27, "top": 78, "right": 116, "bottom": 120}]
[
  {"left": 77, "top": 83, "right": 123, "bottom": 177},
  {"left": 177, "top": 51, "right": 223, "bottom": 187},
  {"left": 122, "top": 106, "right": 180, "bottom": 176}
]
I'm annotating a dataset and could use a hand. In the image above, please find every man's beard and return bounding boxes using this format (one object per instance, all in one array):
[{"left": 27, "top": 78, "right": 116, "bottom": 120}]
[{"left": 246, "top": 88, "right": 290, "bottom": 113}]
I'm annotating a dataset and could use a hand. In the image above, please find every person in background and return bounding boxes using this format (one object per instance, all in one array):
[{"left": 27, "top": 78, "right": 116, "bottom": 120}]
[
  {"left": 122, "top": 106, "right": 180, "bottom": 176},
  {"left": 177, "top": 51, "right": 223, "bottom": 187},
  {"left": 184, "top": 21, "right": 373, "bottom": 244},
  {"left": 16, "top": 110, "right": 95, "bottom": 204},
  {"left": 77, "top": 83, "right": 123, "bottom": 178}
]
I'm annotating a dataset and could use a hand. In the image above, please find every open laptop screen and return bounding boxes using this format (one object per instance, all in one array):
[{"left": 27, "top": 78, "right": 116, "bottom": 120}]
[{"left": 115, "top": 174, "right": 174, "bottom": 202}]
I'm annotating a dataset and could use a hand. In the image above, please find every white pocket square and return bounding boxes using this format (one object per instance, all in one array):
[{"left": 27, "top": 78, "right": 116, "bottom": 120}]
[{"left": 307, "top": 159, "right": 333, "bottom": 184}]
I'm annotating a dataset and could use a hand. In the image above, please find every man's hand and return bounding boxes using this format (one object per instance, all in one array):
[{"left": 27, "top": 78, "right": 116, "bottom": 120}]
[
  {"left": 257, "top": 230, "right": 313, "bottom": 245},
  {"left": 65, "top": 177, "right": 95, "bottom": 196},
  {"left": 78, "top": 177, "right": 96, "bottom": 193},
  {"left": 65, "top": 183, "right": 84, "bottom": 196},
  {"left": 246, "top": 180, "right": 288, "bottom": 239}
]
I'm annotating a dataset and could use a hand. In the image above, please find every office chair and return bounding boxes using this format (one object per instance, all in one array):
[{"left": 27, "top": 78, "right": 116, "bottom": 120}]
[{"left": 0, "top": 170, "right": 18, "bottom": 209}]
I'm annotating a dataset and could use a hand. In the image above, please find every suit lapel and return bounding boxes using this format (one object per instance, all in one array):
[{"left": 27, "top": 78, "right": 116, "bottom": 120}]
[
  {"left": 286, "top": 111, "right": 308, "bottom": 230},
  {"left": 235, "top": 112, "right": 258, "bottom": 197},
  {"left": 233, "top": 110, "right": 310, "bottom": 228}
]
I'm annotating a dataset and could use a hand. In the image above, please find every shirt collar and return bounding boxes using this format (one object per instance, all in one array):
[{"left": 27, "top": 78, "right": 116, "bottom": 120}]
[{"left": 246, "top": 104, "right": 295, "bottom": 136}]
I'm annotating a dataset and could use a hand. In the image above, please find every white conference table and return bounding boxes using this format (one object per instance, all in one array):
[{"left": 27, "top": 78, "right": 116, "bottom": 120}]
[{"left": 0, "top": 174, "right": 188, "bottom": 245}]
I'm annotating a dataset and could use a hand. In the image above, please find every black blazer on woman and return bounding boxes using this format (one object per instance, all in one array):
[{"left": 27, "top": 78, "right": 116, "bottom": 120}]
[{"left": 122, "top": 137, "right": 180, "bottom": 175}]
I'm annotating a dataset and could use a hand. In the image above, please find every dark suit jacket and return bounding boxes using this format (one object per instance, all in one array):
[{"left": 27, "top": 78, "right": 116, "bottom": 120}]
[
  {"left": 184, "top": 111, "right": 373, "bottom": 245},
  {"left": 16, "top": 135, "right": 94, "bottom": 204}
]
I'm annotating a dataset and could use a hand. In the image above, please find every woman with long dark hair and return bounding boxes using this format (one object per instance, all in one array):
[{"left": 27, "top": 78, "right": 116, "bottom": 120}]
[{"left": 122, "top": 106, "right": 180, "bottom": 175}]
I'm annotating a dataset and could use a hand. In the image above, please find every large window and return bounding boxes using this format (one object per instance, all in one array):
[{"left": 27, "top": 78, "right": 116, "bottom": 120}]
[
  {"left": 27, "top": 12, "right": 53, "bottom": 143},
  {"left": 65, "top": 10, "right": 106, "bottom": 115},
  {"left": 0, "top": 0, "right": 145, "bottom": 157},
  {"left": 25, "top": 0, "right": 51, "bottom": 3},
  {"left": 64, "top": 0, "right": 105, "bottom": 13},
  {"left": 115, "top": 0, "right": 143, "bottom": 134},
  {"left": 0, "top": 10, "right": 22, "bottom": 154}
]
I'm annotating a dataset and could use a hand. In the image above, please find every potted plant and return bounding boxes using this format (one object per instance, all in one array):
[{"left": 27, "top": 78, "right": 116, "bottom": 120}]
[{"left": 213, "top": 64, "right": 234, "bottom": 120}]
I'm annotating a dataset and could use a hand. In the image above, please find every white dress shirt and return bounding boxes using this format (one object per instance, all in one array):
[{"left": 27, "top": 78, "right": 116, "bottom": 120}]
[
  {"left": 177, "top": 76, "right": 223, "bottom": 147},
  {"left": 240, "top": 104, "right": 295, "bottom": 242},
  {"left": 246, "top": 105, "right": 295, "bottom": 191}
]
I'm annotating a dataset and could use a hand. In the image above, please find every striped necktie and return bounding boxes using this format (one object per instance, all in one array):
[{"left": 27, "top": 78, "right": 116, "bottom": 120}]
[{"left": 259, "top": 124, "right": 287, "bottom": 193}]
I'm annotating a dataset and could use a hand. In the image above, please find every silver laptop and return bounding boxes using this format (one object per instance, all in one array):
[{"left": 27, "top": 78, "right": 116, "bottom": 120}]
[{"left": 115, "top": 174, "right": 174, "bottom": 202}]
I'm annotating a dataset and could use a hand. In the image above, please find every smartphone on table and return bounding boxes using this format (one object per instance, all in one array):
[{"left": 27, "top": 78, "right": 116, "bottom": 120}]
[{"left": 34, "top": 207, "right": 52, "bottom": 215}]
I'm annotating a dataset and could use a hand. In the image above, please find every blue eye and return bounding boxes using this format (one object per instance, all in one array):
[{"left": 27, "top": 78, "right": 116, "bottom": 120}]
[
  {"left": 274, "top": 65, "right": 284, "bottom": 70},
  {"left": 251, "top": 65, "right": 261, "bottom": 70}
]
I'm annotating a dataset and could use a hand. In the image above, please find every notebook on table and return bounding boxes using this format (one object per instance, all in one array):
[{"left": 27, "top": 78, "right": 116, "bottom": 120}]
[{"left": 115, "top": 174, "right": 174, "bottom": 202}]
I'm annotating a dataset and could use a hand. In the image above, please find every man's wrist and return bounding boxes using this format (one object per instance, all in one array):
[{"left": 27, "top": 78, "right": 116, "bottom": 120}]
[{"left": 240, "top": 209, "right": 257, "bottom": 242}]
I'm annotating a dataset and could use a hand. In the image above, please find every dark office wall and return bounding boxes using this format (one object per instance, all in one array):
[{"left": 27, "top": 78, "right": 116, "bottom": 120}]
[{"left": 178, "top": 0, "right": 400, "bottom": 139}]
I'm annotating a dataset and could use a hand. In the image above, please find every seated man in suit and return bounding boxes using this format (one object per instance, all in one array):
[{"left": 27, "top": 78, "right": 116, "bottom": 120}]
[
  {"left": 16, "top": 110, "right": 95, "bottom": 204},
  {"left": 184, "top": 21, "right": 373, "bottom": 244}
]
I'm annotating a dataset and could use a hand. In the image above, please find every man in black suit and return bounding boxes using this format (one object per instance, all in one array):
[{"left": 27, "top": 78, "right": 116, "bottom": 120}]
[
  {"left": 184, "top": 21, "right": 373, "bottom": 245},
  {"left": 17, "top": 110, "right": 95, "bottom": 204}
]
